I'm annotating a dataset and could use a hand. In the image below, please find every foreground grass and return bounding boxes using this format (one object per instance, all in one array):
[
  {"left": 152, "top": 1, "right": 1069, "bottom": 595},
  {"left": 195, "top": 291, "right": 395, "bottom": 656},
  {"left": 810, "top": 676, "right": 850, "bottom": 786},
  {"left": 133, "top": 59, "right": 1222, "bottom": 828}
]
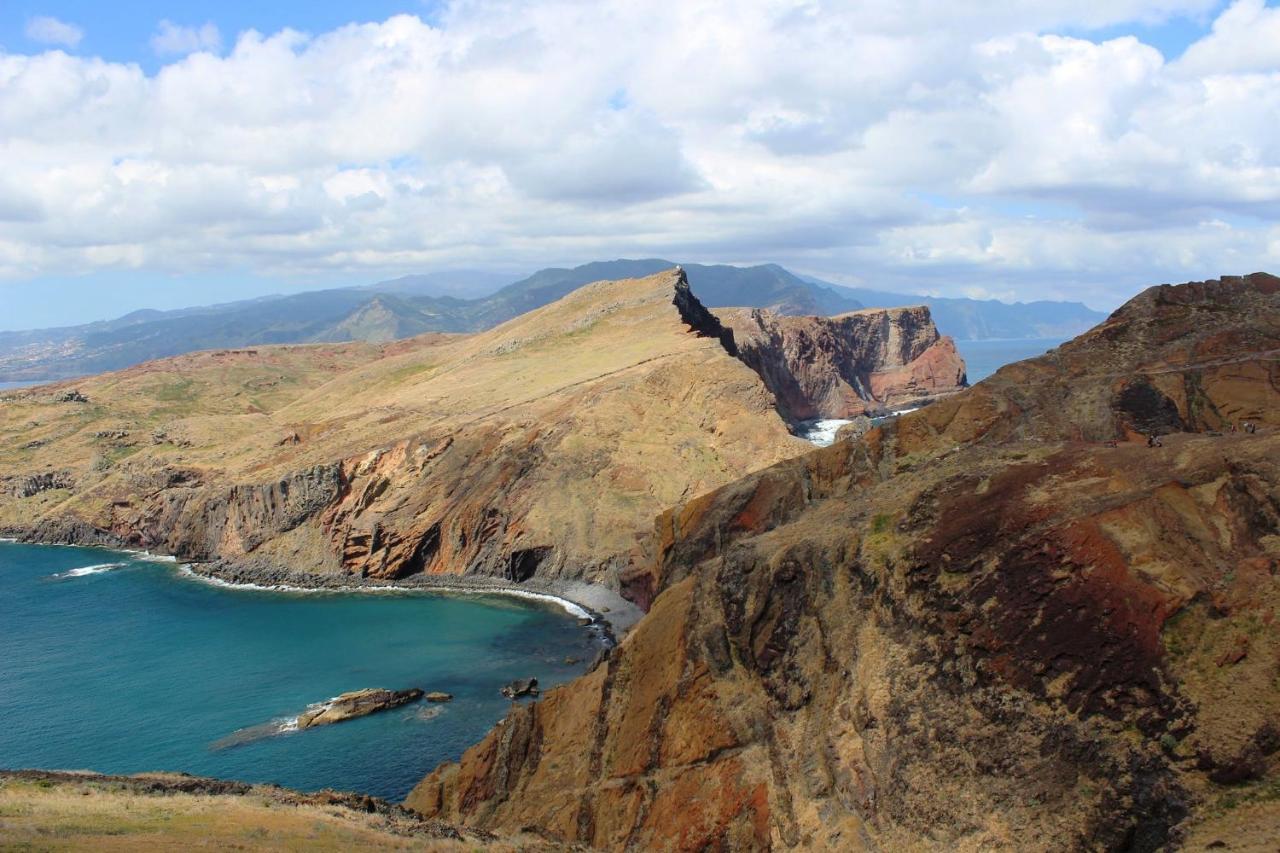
[{"left": 0, "top": 772, "right": 566, "bottom": 851}]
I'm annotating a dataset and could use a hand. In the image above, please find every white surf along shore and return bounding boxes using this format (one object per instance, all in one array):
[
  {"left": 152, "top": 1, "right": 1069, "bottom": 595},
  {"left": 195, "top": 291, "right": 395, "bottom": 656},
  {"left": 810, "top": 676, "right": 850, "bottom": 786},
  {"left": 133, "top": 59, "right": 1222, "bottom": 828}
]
[
  {"left": 5, "top": 534, "right": 642, "bottom": 636},
  {"left": 798, "top": 405, "right": 923, "bottom": 447},
  {"left": 177, "top": 563, "right": 593, "bottom": 620}
]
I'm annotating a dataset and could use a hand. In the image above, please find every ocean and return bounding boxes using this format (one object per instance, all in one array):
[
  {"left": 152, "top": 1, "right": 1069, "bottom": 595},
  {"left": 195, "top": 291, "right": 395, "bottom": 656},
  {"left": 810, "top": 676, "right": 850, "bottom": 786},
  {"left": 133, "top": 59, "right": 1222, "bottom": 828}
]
[
  {"left": 954, "top": 337, "right": 1066, "bottom": 383},
  {"left": 0, "top": 542, "right": 598, "bottom": 801}
]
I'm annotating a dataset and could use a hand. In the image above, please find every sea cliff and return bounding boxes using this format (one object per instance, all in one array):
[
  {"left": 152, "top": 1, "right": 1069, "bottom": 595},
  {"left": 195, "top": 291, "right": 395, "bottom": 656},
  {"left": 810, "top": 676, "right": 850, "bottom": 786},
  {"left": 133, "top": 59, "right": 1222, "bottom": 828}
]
[{"left": 407, "top": 273, "right": 1280, "bottom": 850}]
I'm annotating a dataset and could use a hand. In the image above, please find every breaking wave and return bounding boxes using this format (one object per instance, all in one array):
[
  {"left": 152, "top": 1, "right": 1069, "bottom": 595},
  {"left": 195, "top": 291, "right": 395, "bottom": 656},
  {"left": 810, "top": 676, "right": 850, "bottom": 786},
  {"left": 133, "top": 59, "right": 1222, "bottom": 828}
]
[{"left": 51, "top": 562, "right": 125, "bottom": 578}]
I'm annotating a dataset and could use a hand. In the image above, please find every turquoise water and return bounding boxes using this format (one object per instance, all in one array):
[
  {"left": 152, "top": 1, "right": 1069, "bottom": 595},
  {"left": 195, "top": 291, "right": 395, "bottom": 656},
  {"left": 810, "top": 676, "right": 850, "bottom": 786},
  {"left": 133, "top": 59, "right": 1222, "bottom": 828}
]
[
  {"left": 0, "top": 542, "right": 598, "bottom": 801},
  {"left": 954, "top": 337, "right": 1066, "bottom": 383}
]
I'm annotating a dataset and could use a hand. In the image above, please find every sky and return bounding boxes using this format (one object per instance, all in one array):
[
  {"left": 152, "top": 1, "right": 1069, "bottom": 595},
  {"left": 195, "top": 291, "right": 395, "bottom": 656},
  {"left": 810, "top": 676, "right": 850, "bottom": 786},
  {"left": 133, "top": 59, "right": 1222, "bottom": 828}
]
[{"left": 2, "top": 0, "right": 1280, "bottom": 329}]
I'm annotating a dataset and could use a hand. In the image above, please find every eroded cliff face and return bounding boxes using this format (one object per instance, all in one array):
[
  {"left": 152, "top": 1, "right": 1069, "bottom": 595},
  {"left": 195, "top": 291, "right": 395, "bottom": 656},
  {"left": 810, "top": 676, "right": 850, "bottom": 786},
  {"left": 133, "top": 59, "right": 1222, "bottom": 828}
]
[
  {"left": 0, "top": 270, "right": 815, "bottom": 587},
  {"left": 721, "top": 305, "right": 967, "bottom": 420},
  {"left": 409, "top": 273, "right": 1280, "bottom": 850}
]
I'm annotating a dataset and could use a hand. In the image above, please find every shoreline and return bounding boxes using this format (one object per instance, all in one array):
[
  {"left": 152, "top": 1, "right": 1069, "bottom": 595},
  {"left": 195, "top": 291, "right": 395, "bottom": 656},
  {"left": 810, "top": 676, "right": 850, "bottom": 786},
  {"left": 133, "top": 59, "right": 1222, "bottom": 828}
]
[{"left": 0, "top": 533, "right": 643, "bottom": 640}]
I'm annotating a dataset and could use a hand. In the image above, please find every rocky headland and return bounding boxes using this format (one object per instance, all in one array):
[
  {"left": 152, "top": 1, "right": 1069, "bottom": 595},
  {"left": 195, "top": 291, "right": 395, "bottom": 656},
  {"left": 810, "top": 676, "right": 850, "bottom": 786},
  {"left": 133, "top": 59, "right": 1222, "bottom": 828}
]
[
  {"left": 722, "top": 305, "right": 968, "bottom": 420},
  {"left": 407, "top": 273, "right": 1280, "bottom": 850},
  {"left": 0, "top": 269, "right": 958, "bottom": 604},
  {"left": 11, "top": 269, "right": 1277, "bottom": 849}
]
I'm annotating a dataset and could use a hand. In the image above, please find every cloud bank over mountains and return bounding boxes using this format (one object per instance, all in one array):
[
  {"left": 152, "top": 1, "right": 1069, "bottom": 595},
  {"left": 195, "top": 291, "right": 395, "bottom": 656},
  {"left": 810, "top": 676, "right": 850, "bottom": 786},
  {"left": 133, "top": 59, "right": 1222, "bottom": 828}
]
[{"left": 1, "top": 0, "right": 1278, "bottom": 306}]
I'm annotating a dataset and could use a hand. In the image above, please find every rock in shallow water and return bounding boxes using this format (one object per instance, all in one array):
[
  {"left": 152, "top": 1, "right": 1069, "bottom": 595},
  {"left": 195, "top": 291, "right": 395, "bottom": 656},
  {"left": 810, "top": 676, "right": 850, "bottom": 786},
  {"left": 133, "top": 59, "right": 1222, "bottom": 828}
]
[
  {"left": 295, "top": 688, "right": 423, "bottom": 729},
  {"left": 500, "top": 678, "right": 538, "bottom": 699},
  {"left": 424, "top": 692, "right": 452, "bottom": 703}
]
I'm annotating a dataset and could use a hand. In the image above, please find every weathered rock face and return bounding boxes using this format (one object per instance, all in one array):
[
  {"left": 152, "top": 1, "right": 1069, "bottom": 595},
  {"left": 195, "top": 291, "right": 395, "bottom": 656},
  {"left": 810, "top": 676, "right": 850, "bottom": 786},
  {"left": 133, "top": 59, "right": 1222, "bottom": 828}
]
[
  {"left": 295, "top": 688, "right": 424, "bottom": 729},
  {"left": 721, "top": 305, "right": 967, "bottom": 420},
  {"left": 409, "top": 273, "right": 1280, "bottom": 850},
  {"left": 8, "top": 471, "right": 74, "bottom": 498},
  {"left": 0, "top": 270, "right": 813, "bottom": 588}
]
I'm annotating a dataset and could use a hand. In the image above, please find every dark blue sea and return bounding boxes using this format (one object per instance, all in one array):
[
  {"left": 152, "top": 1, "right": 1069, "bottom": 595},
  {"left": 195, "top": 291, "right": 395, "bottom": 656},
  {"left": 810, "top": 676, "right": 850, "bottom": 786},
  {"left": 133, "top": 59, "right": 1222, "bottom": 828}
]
[
  {"left": 954, "top": 337, "right": 1065, "bottom": 383},
  {"left": 0, "top": 542, "right": 597, "bottom": 801}
]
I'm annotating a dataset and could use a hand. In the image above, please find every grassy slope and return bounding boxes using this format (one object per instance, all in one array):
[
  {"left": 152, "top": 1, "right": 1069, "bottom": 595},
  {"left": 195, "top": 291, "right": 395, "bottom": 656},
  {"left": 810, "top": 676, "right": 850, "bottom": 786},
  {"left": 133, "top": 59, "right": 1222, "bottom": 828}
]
[{"left": 0, "top": 772, "right": 563, "bottom": 851}]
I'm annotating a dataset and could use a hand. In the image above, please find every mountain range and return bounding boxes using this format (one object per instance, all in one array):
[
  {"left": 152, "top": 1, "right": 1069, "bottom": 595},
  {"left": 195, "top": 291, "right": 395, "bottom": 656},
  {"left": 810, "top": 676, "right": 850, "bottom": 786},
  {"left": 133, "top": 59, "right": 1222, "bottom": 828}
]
[{"left": 0, "top": 260, "right": 1104, "bottom": 382}]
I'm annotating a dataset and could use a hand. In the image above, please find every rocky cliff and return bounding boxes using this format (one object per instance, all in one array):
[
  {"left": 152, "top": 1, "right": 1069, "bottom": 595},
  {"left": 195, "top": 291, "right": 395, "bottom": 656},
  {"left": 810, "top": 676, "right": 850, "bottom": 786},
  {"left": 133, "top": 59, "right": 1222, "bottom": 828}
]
[
  {"left": 2, "top": 270, "right": 835, "bottom": 590},
  {"left": 0, "top": 270, "right": 975, "bottom": 591},
  {"left": 408, "top": 273, "right": 1280, "bottom": 849},
  {"left": 721, "top": 305, "right": 967, "bottom": 420}
]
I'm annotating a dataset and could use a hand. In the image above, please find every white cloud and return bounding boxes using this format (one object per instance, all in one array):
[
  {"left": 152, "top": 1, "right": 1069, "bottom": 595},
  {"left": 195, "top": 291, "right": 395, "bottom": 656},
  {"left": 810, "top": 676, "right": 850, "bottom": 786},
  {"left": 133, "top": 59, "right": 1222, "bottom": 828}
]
[
  {"left": 1177, "top": 0, "right": 1280, "bottom": 75},
  {"left": 0, "top": 1, "right": 1277, "bottom": 307},
  {"left": 24, "top": 16, "right": 83, "bottom": 48},
  {"left": 151, "top": 20, "right": 222, "bottom": 56}
]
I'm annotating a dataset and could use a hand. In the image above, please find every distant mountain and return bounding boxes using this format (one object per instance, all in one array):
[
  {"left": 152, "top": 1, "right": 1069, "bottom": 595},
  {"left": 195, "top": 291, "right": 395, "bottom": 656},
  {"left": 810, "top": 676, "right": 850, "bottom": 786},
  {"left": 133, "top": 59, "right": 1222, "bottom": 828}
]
[
  {"left": 354, "top": 270, "right": 511, "bottom": 298},
  {"left": 0, "top": 259, "right": 1101, "bottom": 381},
  {"left": 463, "top": 260, "right": 862, "bottom": 329},
  {"left": 0, "top": 261, "right": 859, "bottom": 381},
  {"left": 800, "top": 277, "right": 1107, "bottom": 340}
]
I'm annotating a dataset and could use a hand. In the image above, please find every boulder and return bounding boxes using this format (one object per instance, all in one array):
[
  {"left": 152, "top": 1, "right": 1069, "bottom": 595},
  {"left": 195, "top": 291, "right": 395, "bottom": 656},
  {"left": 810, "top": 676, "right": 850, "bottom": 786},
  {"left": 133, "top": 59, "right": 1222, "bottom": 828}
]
[
  {"left": 500, "top": 678, "right": 539, "bottom": 699},
  {"left": 424, "top": 692, "right": 453, "bottom": 703},
  {"left": 295, "top": 688, "right": 423, "bottom": 729}
]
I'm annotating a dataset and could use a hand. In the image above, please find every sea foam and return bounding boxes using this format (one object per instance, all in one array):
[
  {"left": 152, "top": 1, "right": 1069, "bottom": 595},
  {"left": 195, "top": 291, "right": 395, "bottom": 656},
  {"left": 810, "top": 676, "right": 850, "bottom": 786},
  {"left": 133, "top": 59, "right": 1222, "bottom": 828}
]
[{"left": 52, "top": 562, "right": 125, "bottom": 578}]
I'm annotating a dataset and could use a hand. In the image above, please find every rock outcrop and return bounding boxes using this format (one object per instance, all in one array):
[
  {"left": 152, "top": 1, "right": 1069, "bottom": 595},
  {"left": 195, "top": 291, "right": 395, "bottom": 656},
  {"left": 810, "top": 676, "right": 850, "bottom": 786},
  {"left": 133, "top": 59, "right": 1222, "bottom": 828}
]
[
  {"left": 408, "top": 273, "right": 1280, "bottom": 850},
  {"left": 8, "top": 471, "right": 74, "bottom": 498},
  {"left": 295, "top": 688, "right": 424, "bottom": 729},
  {"left": 721, "top": 305, "right": 967, "bottom": 420},
  {"left": 500, "top": 678, "right": 539, "bottom": 700}
]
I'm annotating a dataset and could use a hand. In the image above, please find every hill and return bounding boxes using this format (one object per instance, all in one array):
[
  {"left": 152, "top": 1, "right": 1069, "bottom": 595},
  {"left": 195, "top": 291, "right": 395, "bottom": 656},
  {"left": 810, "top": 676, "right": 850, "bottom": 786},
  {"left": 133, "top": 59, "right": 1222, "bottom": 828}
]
[
  {"left": 0, "top": 259, "right": 1098, "bottom": 382},
  {"left": 0, "top": 270, "right": 959, "bottom": 595},
  {"left": 0, "top": 261, "right": 851, "bottom": 382},
  {"left": 408, "top": 273, "right": 1280, "bottom": 850}
]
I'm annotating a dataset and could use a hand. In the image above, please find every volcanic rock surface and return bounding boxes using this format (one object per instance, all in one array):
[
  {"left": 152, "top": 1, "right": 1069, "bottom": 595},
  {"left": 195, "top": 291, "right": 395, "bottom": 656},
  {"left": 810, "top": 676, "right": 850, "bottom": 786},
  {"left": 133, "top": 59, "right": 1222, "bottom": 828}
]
[
  {"left": 3, "top": 269, "right": 923, "bottom": 590},
  {"left": 407, "top": 273, "right": 1280, "bottom": 850},
  {"left": 721, "top": 305, "right": 967, "bottom": 420}
]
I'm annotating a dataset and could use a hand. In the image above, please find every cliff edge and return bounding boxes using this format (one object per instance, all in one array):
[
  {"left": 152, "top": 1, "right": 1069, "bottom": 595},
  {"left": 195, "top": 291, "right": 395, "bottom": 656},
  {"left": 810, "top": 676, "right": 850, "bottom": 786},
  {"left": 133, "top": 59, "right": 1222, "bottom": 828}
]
[{"left": 408, "top": 273, "right": 1280, "bottom": 850}]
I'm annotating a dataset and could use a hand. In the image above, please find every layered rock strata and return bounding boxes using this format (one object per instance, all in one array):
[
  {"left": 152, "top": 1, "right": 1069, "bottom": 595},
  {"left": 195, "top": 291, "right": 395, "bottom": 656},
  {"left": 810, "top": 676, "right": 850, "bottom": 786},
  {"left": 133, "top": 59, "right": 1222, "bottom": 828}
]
[
  {"left": 721, "top": 305, "right": 967, "bottom": 420},
  {"left": 408, "top": 273, "right": 1280, "bottom": 850}
]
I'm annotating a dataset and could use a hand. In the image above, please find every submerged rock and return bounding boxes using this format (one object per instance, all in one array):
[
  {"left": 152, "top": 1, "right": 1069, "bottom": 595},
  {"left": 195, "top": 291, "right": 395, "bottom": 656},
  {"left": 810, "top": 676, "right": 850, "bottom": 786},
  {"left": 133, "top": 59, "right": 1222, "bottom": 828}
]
[
  {"left": 295, "top": 688, "right": 423, "bottom": 729},
  {"left": 500, "top": 678, "right": 538, "bottom": 699}
]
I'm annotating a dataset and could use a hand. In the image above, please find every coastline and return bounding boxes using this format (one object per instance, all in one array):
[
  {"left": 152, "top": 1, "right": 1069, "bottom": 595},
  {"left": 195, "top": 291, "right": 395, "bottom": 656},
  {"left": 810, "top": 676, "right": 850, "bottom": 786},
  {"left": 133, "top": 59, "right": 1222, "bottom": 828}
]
[
  {"left": 183, "top": 561, "right": 643, "bottom": 641},
  {"left": 0, "top": 531, "right": 643, "bottom": 640}
]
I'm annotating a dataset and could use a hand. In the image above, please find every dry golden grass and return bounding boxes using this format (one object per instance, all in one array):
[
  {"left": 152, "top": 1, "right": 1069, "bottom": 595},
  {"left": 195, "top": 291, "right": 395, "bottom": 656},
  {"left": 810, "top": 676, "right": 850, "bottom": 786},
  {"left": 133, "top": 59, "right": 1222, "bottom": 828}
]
[{"left": 0, "top": 774, "right": 563, "bottom": 851}]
